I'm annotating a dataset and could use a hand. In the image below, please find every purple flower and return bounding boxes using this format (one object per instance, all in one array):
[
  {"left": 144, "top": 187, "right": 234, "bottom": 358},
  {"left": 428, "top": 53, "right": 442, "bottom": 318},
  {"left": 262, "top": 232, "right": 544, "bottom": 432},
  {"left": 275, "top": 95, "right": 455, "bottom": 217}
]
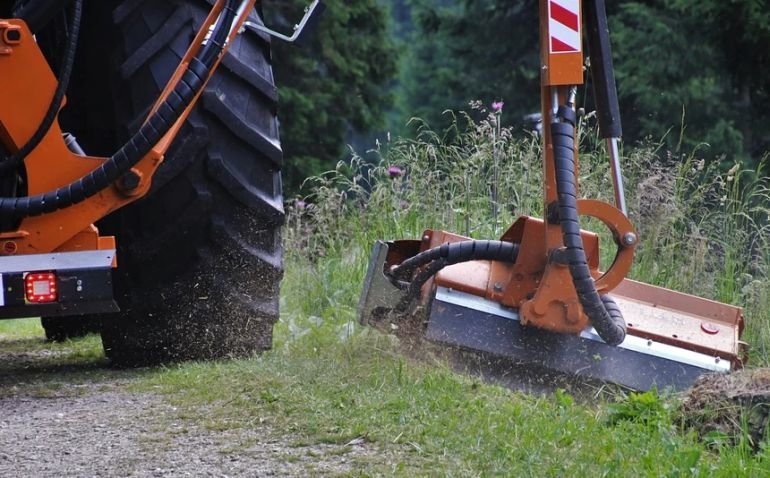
[
  {"left": 387, "top": 166, "right": 403, "bottom": 178},
  {"left": 491, "top": 101, "right": 504, "bottom": 112},
  {"left": 295, "top": 200, "right": 307, "bottom": 210}
]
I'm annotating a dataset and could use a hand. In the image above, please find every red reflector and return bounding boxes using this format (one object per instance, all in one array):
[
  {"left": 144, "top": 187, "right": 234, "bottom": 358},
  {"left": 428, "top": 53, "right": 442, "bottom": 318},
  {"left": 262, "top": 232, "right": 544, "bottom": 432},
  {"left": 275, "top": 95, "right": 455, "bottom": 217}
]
[{"left": 25, "top": 272, "right": 58, "bottom": 303}]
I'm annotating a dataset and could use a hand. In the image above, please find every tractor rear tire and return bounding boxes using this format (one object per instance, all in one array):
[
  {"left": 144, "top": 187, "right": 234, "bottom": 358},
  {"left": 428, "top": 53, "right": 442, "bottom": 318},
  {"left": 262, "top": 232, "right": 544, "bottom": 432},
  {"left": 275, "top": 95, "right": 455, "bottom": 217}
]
[{"left": 92, "top": 0, "right": 283, "bottom": 366}]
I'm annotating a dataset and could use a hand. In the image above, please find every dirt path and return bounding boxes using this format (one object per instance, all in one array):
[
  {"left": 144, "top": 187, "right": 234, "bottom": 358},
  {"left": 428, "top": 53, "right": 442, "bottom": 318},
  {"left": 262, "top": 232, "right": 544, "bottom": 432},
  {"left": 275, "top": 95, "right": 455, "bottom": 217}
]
[
  {"left": 1, "top": 390, "right": 367, "bottom": 477},
  {"left": 0, "top": 345, "right": 366, "bottom": 477}
]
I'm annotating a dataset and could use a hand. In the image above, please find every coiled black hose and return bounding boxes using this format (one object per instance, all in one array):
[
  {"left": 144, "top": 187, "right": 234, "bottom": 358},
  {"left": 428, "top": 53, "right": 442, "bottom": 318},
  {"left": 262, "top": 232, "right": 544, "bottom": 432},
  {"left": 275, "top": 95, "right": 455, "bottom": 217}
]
[
  {"left": 390, "top": 240, "right": 520, "bottom": 313},
  {"left": 0, "top": 0, "right": 82, "bottom": 176},
  {"left": 551, "top": 116, "right": 626, "bottom": 345},
  {"left": 0, "top": 0, "right": 241, "bottom": 218},
  {"left": 391, "top": 240, "right": 520, "bottom": 280}
]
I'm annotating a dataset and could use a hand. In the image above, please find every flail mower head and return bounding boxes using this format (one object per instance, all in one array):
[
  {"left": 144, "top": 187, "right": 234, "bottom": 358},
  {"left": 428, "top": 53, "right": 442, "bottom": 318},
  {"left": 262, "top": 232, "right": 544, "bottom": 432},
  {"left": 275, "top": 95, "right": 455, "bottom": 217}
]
[
  {"left": 359, "top": 236, "right": 745, "bottom": 391},
  {"left": 358, "top": 0, "right": 747, "bottom": 391}
]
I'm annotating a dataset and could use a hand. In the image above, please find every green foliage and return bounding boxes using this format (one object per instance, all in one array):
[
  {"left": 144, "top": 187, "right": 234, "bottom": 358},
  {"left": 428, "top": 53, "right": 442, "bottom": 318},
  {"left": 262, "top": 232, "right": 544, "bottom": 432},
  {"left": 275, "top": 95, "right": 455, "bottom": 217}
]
[
  {"left": 609, "top": 0, "right": 770, "bottom": 160},
  {"left": 392, "top": 0, "right": 770, "bottom": 169},
  {"left": 264, "top": 0, "right": 770, "bottom": 185},
  {"left": 265, "top": 0, "right": 398, "bottom": 191},
  {"left": 395, "top": 0, "right": 540, "bottom": 134},
  {"left": 668, "top": 0, "right": 770, "bottom": 157},
  {"left": 607, "top": 390, "right": 670, "bottom": 426},
  {"left": 610, "top": 2, "right": 738, "bottom": 157}
]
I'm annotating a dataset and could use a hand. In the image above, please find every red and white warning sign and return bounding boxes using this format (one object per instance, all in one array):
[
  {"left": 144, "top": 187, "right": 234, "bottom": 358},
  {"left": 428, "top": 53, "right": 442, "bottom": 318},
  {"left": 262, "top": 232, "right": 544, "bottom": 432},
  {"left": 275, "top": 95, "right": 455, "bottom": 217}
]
[{"left": 549, "top": 0, "right": 581, "bottom": 54}]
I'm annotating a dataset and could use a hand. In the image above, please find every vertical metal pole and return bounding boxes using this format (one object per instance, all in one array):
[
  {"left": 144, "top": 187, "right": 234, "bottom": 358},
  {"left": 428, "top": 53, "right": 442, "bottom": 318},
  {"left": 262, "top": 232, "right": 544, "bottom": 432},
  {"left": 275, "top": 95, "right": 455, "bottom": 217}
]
[
  {"left": 606, "top": 137, "right": 626, "bottom": 214},
  {"left": 586, "top": 0, "right": 626, "bottom": 215}
]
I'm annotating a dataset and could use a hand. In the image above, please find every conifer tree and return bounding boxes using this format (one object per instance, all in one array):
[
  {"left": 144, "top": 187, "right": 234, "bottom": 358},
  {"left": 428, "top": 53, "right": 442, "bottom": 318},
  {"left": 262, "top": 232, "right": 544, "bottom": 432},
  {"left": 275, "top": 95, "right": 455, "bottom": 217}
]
[{"left": 266, "top": 0, "right": 397, "bottom": 191}]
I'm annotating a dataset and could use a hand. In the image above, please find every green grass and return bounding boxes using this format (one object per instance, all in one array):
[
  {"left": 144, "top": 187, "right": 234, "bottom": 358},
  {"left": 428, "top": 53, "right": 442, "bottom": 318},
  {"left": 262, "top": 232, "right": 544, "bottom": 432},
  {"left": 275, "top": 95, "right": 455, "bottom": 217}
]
[
  {"left": 0, "top": 317, "right": 44, "bottom": 340},
  {"left": 131, "top": 330, "right": 770, "bottom": 476},
  {"left": 5, "top": 317, "right": 766, "bottom": 475},
  {"left": 0, "top": 317, "right": 103, "bottom": 363},
  {"left": 0, "top": 318, "right": 113, "bottom": 396}
]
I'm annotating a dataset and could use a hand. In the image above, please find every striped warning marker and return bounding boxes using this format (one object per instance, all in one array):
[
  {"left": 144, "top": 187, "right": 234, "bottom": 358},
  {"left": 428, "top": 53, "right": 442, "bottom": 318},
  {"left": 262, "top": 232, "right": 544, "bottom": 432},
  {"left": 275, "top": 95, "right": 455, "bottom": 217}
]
[{"left": 549, "top": 0, "right": 581, "bottom": 53}]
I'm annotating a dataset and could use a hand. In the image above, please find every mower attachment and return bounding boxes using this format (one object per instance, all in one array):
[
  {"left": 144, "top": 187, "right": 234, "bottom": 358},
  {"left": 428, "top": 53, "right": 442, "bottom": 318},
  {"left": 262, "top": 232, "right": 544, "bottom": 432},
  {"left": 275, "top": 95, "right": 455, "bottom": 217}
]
[
  {"left": 360, "top": 241, "right": 745, "bottom": 391},
  {"left": 359, "top": 0, "right": 747, "bottom": 392}
]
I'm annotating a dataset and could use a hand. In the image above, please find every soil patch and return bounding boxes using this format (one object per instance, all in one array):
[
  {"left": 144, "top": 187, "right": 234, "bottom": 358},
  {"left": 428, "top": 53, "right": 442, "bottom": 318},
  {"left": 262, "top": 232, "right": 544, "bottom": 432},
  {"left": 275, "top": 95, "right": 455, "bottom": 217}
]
[{"left": 680, "top": 369, "right": 770, "bottom": 450}]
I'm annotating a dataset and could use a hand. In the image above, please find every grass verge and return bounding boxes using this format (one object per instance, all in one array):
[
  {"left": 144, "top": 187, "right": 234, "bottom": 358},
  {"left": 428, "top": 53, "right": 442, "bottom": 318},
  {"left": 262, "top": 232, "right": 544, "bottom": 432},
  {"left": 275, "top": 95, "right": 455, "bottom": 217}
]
[
  {"left": 131, "top": 328, "right": 770, "bottom": 476},
  {"left": 2, "top": 317, "right": 768, "bottom": 476}
]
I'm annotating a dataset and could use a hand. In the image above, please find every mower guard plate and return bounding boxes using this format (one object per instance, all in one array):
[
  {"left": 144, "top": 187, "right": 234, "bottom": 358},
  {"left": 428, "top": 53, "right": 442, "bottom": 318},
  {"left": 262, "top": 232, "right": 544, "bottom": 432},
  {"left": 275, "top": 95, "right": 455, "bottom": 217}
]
[{"left": 427, "top": 287, "right": 730, "bottom": 391}]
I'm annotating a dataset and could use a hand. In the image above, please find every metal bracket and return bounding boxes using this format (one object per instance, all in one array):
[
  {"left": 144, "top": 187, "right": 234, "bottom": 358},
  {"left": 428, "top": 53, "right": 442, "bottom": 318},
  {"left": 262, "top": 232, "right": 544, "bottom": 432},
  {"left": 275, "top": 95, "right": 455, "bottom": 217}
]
[
  {"left": 243, "top": 0, "right": 325, "bottom": 44},
  {"left": 357, "top": 241, "right": 407, "bottom": 325}
]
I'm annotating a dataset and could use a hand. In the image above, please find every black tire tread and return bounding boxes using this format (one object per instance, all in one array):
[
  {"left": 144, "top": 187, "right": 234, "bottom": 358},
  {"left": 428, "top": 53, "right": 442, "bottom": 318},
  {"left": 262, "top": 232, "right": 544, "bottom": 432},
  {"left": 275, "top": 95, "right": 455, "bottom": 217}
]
[{"left": 97, "top": 0, "right": 283, "bottom": 365}]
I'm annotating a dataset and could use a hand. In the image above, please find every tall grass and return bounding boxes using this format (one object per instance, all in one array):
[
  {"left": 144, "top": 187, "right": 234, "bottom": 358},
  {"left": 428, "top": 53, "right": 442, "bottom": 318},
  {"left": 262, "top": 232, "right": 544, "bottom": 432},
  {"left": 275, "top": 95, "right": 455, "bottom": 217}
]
[{"left": 283, "top": 104, "right": 770, "bottom": 365}]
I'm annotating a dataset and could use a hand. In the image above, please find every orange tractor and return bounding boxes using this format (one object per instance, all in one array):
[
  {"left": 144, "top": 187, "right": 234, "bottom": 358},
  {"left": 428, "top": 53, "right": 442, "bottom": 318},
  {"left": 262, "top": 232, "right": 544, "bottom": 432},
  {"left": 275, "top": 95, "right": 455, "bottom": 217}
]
[
  {"left": 0, "top": 0, "right": 321, "bottom": 365},
  {"left": 359, "top": 0, "right": 747, "bottom": 390}
]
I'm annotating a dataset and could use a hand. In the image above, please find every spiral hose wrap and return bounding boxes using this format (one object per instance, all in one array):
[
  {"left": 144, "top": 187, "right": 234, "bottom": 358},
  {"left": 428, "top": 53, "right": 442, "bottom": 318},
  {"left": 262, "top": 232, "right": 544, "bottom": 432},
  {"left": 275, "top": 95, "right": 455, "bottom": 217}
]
[{"left": 551, "top": 118, "right": 626, "bottom": 345}]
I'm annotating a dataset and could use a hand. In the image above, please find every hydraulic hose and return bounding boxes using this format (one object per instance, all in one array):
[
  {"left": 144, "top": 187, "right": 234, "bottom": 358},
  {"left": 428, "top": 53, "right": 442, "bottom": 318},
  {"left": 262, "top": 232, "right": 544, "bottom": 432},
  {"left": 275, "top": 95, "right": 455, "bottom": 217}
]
[
  {"left": 391, "top": 240, "right": 520, "bottom": 280},
  {"left": 390, "top": 240, "right": 520, "bottom": 313},
  {"left": 0, "top": 0, "right": 241, "bottom": 218},
  {"left": 551, "top": 111, "right": 626, "bottom": 346},
  {"left": 0, "top": 0, "right": 82, "bottom": 176}
]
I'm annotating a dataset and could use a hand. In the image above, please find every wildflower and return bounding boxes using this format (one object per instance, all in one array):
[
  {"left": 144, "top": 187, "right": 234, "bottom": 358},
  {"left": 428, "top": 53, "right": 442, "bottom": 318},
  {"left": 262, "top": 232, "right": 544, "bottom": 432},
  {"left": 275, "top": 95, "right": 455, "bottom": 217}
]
[
  {"left": 295, "top": 200, "right": 307, "bottom": 210},
  {"left": 491, "top": 101, "right": 504, "bottom": 112},
  {"left": 388, "top": 166, "right": 403, "bottom": 178}
]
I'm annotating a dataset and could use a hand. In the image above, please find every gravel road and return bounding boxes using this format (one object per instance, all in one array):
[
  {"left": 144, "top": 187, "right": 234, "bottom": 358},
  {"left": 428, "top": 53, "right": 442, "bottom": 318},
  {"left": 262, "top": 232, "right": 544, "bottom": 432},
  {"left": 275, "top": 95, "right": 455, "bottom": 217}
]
[{"left": 0, "top": 346, "right": 371, "bottom": 477}]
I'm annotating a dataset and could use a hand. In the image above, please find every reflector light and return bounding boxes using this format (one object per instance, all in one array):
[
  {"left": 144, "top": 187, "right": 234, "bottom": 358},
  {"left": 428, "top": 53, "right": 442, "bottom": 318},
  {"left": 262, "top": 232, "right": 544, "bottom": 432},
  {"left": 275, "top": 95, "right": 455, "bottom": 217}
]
[{"left": 25, "top": 272, "right": 58, "bottom": 303}]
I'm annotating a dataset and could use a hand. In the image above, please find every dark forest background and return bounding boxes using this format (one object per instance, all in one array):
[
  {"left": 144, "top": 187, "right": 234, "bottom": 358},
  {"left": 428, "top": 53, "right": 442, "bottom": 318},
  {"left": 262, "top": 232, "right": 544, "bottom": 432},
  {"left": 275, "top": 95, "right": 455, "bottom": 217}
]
[{"left": 266, "top": 0, "right": 770, "bottom": 192}]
